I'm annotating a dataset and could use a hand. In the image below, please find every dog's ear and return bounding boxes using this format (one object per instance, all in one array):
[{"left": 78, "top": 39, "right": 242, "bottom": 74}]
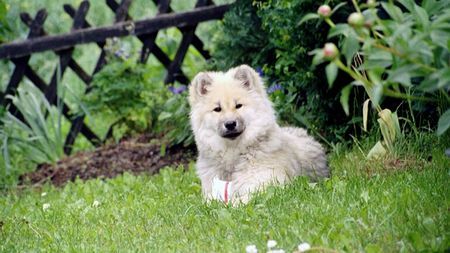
[
  {"left": 230, "top": 65, "right": 265, "bottom": 94},
  {"left": 189, "top": 72, "right": 213, "bottom": 104}
]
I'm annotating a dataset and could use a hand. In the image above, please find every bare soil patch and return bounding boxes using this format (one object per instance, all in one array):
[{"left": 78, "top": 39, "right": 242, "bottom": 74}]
[{"left": 19, "top": 135, "right": 195, "bottom": 187}]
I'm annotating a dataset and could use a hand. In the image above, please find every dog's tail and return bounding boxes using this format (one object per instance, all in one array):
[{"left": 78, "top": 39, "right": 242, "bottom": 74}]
[{"left": 282, "top": 126, "right": 331, "bottom": 179}]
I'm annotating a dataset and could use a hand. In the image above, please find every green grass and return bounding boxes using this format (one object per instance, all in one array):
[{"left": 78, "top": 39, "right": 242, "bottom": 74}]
[{"left": 1, "top": 135, "right": 449, "bottom": 252}]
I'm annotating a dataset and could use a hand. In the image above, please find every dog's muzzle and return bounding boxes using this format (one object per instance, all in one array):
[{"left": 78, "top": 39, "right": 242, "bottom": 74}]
[{"left": 220, "top": 120, "right": 244, "bottom": 140}]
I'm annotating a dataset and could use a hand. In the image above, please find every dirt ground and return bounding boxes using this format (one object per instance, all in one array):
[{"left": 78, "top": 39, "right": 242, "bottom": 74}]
[{"left": 19, "top": 134, "right": 195, "bottom": 187}]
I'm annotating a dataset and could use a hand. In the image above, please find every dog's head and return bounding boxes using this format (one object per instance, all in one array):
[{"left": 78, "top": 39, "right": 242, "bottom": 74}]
[{"left": 189, "top": 65, "right": 276, "bottom": 144}]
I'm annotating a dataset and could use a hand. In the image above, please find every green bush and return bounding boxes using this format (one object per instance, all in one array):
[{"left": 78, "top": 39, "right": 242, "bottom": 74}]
[
  {"left": 307, "top": 0, "right": 450, "bottom": 137},
  {"left": 211, "top": 0, "right": 354, "bottom": 142},
  {"left": 84, "top": 58, "right": 162, "bottom": 137},
  {"left": 84, "top": 50, "right": 193, "bottom": 147}
]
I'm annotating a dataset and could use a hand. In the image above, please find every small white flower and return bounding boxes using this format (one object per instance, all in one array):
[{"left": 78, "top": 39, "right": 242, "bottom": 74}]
[
  {"left": 245, "top": 244, "right": 258, "bottom": 253},
  {"left": 41, "top": 192, "right": 47, "bottom": 197},
  {"left": 92, "top": 200, "right": 100, "bottom": 207},
  {"left": 267, "top": 240, "right": 277, "bottom": 249},
  {"left": 298, "top": 242, "right": 311, "bottom": 252},
  {"left": 42, "top": 203, "right": 50, "bottom": 211}
]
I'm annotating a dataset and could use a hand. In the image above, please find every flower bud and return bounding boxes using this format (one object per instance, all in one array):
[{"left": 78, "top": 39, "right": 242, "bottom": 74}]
[
  {"left": 323, "top": 43, "right": 339, "bottom": 60},
  {"left": 367, "top": 0, "right": 377, "bottom": 7},
  {"left": 348, "top": 12, "right": 365, "bottom": 27},
  {"left": 317, "top": 5, "right": 331, "bottom": 18}
]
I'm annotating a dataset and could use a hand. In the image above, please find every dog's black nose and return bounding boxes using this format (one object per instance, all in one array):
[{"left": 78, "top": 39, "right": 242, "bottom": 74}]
[{"left": 224, "top": 121, "right": 237, "bottom": 131}]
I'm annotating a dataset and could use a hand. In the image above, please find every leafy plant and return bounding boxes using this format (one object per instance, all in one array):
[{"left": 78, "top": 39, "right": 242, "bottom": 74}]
[
  {"left": 303, "top": 0, "right": 450, "bottom": 155},
  {"left": 84, "top": 51, "right": 194, "bottom": 147},
  {"left": 0, "top": 80, "right": 66, "bottom": 185},
  {"left": 158, "top": 85, "right": 194, "bottom": 147}
]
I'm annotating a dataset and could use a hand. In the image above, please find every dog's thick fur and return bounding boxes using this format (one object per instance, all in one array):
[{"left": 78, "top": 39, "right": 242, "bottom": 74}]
[{"left": 189, "top": 65, "right": 329, "bottom": 204}]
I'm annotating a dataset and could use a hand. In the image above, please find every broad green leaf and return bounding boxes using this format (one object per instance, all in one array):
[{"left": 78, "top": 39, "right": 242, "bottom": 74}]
[
  {"left": 365, "top": 50, "right": 392, "bottom": 69},
  {"left": 331, "top": 2, "right": 347, "bottom": 15},
  {"left": 397, "top": 0, "right": 415, "bottom": 12},
  {"left": 419, "top": 68, "right": 450, "bottom": 91},
  {"left": 430, "top": 30, "right": 449, "bottom": 49},
  {"left": 387, "top": 65, "right": 418, "bottom": 87},
  {"left": 414, "top": 4, "right": 430, "bottom": 30},
  {"left": 310, "top": 49, "right": 325, "bottom": 66},
  {"left": 328, "top": 24, "right": 351, "bottom": 38},
  {"left": 340, "top": 85, "right": 353, "bottom": 116},
  {"left": 298, "top": 13, "right": 320, "bottom": 26},
  {"left": 325, "top": 62, "right": 338, "bottom": 88},
  {"left": 437, "top": 109, "right": 450, "bottom": 135},
  {"left": 158, "top": 111, "right": 172, "bottom": 121},
  {"left": 381, "top": 2, "right": 405, "bottom": 22},
  {"left": 366, "top": 68, "right": 384, "bottom": 106},
  {"left": 342, "top": 35, "right": 360, "bottom": 66},
  {"left": 422, "top": 0, "right": 450, "bottom": 15}
]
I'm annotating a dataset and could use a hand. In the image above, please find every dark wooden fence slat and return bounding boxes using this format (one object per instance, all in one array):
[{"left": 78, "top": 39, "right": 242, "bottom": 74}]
[
  {"left": 45, "top": 1, "right": 90, "bottom": 105},
  {"left": 151, "top": 0, "right": 211, "bottom": 60},
  {"left": 63, "top": 4, "right": 109, "bottom": 75},
  {"left": 106, "top": 0, "right": 190, "bottom": 83},
  {"left": 138, "top": 0, "right": 171, "bottom": 63},
  {"left": 0, "top": 5, "right": 231, "bottom": 60},
  {"left": 164, "top": 27, "right": 195, "bottom": 84},
  {"left": 152, "top": 46, "right": 190, "bottom": 84},
  {"left": 63, "top": 0, "right": 133, "bottom": 153},
  {"left": 68, "top": 59, "right": 92, "bottom": 84},
  {"left": 114, "top": 0, "right": 133, "bottom": 22},
  {"left": 63, "top": 0, "right": 136, "bottom": 153},
  {"left": 1, "top": 10, "right": 47, "bottom": 106},
  {"left": 164, "top": 0, "right": 208, "bottom": 84},
  {"left": 191, "top": 35, "right": 210, "bottom": 59}
]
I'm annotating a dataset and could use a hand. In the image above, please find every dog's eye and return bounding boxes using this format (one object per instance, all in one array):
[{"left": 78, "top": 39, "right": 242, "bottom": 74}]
[
  {"left": 235, "top": 104, "right": 243, "bottom": 109},
  {"left": 213, "top": 107, "right": 222, "bottom": 112}
]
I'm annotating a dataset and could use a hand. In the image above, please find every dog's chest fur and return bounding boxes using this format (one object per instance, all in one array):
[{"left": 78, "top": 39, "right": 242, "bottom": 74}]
[{"left": 214, "top": 147, "right": 253, "bottom": 181}]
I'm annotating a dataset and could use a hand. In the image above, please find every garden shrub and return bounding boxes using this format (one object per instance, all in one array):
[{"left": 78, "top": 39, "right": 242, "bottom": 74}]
[
  {"left": 307, "top": 0, "right": 450, "bottom": 139},
  {"left": 84, "top": 53, "right": 193, "bottom": 147}
]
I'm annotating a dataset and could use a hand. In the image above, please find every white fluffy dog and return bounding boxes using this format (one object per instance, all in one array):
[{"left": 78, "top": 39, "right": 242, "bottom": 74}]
[{"left": 188, "top": 65, "right": 329, "bottom": 204}]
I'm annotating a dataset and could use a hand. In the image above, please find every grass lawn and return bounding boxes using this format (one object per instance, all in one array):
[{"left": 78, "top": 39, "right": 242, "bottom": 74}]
[{"left": 1, "top": 134, "right": 449, "bottom": 252}]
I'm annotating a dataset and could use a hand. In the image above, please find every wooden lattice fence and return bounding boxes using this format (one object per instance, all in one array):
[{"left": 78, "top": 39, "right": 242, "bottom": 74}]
[{"left": 0, "top": 0, "right": 230, "bottom": 154}]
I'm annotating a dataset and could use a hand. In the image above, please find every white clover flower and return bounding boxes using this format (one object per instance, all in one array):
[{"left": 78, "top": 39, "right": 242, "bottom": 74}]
[
  {"left": 298, "top": 242, "right": 311, "bottom": 252},
  {"left": 92, "top": 200, "right": 100, "bottom": 207},
  {"left": 245, "top": 244, "right": 258, "bottom": 253},
  {"left": 267, "top": 240, "right": 277, "bottom": 249},
  {"left": 42, "top": 203, "right": 50, "bottom": 211},
  {"left": 41, "top": 192, "right": 47, "bottom": 197}
]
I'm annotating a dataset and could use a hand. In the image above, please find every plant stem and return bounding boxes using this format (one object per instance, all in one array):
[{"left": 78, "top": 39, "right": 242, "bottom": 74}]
[
  {"left": 334, "top": 58, "right": 382, "bottom": 112},
  {"left": 383, "top": 89, "right": 438, "bottom": 102},
  {"left": 351, "top": 0, "right": 361, "bottom": 13},
  {"left": 324, "top": 18, "right": 336, "bottom": 28}
]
